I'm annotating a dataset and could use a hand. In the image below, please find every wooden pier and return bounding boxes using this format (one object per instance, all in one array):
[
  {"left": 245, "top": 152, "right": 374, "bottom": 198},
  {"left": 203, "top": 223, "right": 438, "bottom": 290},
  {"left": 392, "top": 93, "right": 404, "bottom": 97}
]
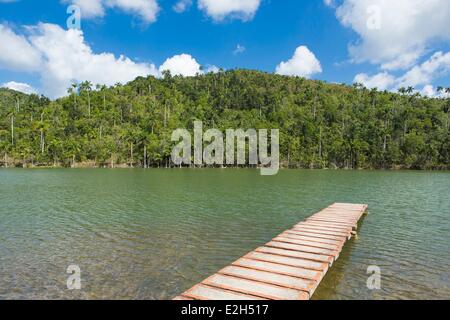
[{"left": 174, "top": 203, "right": 368, "bottom": 300}]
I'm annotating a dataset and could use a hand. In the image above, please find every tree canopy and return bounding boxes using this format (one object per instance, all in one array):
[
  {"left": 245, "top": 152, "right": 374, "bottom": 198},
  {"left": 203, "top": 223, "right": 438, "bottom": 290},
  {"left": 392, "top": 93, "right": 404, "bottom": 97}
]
[{"left": 0, "top": 70, "right": 448, "bottom": 169}]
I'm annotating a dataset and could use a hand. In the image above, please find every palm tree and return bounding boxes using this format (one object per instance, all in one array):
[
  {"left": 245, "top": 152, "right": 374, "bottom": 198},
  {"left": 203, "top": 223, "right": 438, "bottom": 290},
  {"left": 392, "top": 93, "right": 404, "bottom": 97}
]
[
  {"left": 96, "top": 84, "right": 108, "bottom": 109},
  {"left": 406, "top": 86, "right": 414, "bottom": 95},
  {"left": 79, "top": 81, "right": 93, "bottom": 116},
  {"left": 398, "top": 87, "right": 407, "bottom": 95},
  {"left": 70, "top": 82, "right": 78, "bottom": 105}
]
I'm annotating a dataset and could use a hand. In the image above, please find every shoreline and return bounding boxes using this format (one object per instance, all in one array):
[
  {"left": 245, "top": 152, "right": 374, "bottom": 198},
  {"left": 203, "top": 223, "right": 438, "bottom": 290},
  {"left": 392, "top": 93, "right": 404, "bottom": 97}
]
[{"left": 1, "top": 164, "right": 449, "bottom": 171}]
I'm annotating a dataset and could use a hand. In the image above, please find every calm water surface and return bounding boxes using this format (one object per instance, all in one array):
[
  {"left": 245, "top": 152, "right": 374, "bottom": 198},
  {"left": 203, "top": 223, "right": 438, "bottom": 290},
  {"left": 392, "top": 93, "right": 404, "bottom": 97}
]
[{"left": 0, "top": 169, "right": 449, "bottom": 300}]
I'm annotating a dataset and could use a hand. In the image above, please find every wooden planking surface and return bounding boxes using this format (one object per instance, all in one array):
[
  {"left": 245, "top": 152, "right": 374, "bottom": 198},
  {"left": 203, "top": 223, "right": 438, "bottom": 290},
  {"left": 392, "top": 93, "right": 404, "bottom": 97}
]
[{"left": 174, "top": 203, "right": 368, "bottom": 300}]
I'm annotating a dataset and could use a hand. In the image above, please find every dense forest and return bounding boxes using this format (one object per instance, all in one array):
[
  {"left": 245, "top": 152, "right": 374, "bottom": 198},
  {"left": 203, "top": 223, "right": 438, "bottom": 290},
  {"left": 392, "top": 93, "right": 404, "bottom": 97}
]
[{"left": 0, "top": 70, "right": 449, "bottom": 169}]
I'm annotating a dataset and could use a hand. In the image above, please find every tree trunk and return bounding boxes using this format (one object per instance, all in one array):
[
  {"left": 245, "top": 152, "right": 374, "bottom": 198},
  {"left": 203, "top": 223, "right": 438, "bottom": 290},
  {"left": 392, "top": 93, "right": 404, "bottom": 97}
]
[
  {"left": 40, "top": 113, "right": 44, "bottom": 154},
  {"left": 130, "top": 143, "right": 134, "bottom": 167},
  {"left": 319, "top": 126, "right": 322, "bottom": 159},
  {"left": 144, "top": 145, "right": 147, "bottom": 168},
  {"left": 164, "top": 104, "right": 167, "bottom": 128},
  {"left": 88, "top": 92, "right": 91, "bottom": 117},
  {"left": 40, "top": 129, "right": 45, "bottom": 154},
  {"left": 11, "top": 115, "right": 14, "bottom": 145}
]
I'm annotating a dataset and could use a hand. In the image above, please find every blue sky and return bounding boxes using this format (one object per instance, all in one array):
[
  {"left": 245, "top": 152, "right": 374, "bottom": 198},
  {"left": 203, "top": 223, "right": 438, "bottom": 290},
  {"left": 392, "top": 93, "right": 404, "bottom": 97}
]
[{"left": 0, "top": 0, "right": 449, "bottom": 98}]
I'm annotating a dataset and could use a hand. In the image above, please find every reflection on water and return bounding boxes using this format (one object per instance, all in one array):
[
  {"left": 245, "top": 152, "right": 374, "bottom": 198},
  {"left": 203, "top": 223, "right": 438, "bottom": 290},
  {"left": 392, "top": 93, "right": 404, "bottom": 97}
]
[{"left": 0, "top": 169, "right": 449, "bottom": 299}]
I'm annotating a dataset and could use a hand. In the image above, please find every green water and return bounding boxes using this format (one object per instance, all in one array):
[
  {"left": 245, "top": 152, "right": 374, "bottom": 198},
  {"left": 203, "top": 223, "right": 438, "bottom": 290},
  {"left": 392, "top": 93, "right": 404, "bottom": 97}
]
[{"left": 0, "top": 169, "right": 449, "bottom": 300}]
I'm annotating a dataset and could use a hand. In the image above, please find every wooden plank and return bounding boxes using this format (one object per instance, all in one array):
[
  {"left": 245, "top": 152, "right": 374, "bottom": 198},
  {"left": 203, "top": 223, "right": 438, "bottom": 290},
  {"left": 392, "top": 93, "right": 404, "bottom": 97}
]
[
  {"left": 173, "top": 202, "right": 367, "bottom": 301},
  {"left": 232, "top": 258, "right": 323, "bottom": 281},
  {"left": 290, "top": 227, "right": 351, "bottom": 239},
  {"left": 294, "top": 222, "right": 352, "bottom": 233},
  {"left": 292, "top": 226, "right": 350, "bottom": 237},
  {"left": 301, "top": 220, "right": 357, "bottom": 230},
  {"left": 286, "top": 229, "right": 348, "bottom": 242},
  {"left": 266, "top": 241, "right": 339, "bottom": 258},
  {"left": 183, "top": 284, "right": 266, "bottom": 300},
  {"left": 297, "top": 220, "right": 353, "bottom": 229},
  {"left": 306, "top": 218, "right": 357, "bottom": 229},
  {"left": 273, "top": 236, "right": 340, "bottom": 251},
  {"left": 203, "top": 274, "right": 309, "bottom": 300},
  {"left": 219, "top": 266, "right": 315, "bottom": 294},
  {"left": 244, "top": 251, "right": 328, "bottom": 271},
  {"left": 280, "top": 232, "right": 345, "bottom": 246},
  {"left": 256, "top": 246, "right": 334, "bottom": 264},
  {"left": 309, "top": 215, "right": 359, "bottom": 222}
]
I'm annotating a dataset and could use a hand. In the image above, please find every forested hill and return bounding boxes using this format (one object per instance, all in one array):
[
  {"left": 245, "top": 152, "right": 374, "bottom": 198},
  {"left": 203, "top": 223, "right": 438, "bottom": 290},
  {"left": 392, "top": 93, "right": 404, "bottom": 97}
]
[{"left": 0, "top": 70, "right": 449, "bottom": 169}]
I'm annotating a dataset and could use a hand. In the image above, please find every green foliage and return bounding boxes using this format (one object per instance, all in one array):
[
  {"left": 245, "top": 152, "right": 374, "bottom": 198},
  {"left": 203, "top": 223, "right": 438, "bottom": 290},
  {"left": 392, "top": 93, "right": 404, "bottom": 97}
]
[{"left": 0, "top": 70, "right": 448, "bottom": 169}]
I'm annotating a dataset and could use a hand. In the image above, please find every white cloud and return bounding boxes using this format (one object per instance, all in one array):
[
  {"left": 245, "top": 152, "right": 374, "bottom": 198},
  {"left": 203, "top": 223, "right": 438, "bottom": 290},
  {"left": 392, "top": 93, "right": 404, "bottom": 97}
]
[
  {"left": 0, "top": 25, "right": 42, "bottom": 71},
  {"left": 1, "top": 81, "right": 38, "bottom": 94},
  {"left": 333, "top": 0, "right": 450, "bottom": 70},
  {"left": 205, "top": 65, "right": 220, "bottom": 73},
  {"left": 397, "top": 51, "right": 450, "bottom": 88},
  {"left": 0, "top": 23, "right": 157, "bottom": 98},
  {"left": 323, "top": 0, "right": 335, "bottom": 7},
  {"left": 159, "top": 54, "right": 202, "bottom": 77},
  {"left": 108, "top": 0, "right": 159, "bottom": 23},
  {"left": 67, "top": 0, "right": 105, "bottom": 18},
  {"left": 421, "top": 85, "right": 435, "bottom": 97},
  {"left": 353, "top": 72, "right": 395, "bottom": 90},
  {"left": 173, "top": 0, "right": 192, "bottom": 13},
  {"left": 0, "top": 22, "right": 221, "bottom": 98},
  {"left": 353, "top": 51, "right": 450, "bottom": 92},
  {"left": 275, "top": 46, "right": 322, "bottom": 78},
  {"left": 198, "top": 0, "right": 261, "bottom": 21},
  {"left": 64, "top": 0, "right": 160, "bottom": 23},
  {"left": 233, "top": 44, "right": 246, "bottom": 55},
  {"left": 29, "top": 23, "right": 158, "bottom": 98}
]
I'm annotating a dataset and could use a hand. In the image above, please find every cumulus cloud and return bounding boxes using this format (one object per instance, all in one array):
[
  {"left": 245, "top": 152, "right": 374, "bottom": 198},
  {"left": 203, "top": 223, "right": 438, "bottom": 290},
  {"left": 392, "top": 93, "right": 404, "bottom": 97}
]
[
  {"left": 353, "top": 72, "right": 396, "bottom": 91},
  {"left": 0, "top": 22, "right": 221, "bottom": 98},
  {"left": 204, "top": 65, "right": 220, "bottom": 73},
  {"left": 0, "top": 23, "right": 158, "bottom": 98},
  {"left": 198, "top": 0, "right": 261, "bottom": 21},
  {"left": 332, "top": 0, "right": 450, "bottom": 70},
  {"left": 159, "top": 54, "right": 202, "bottom": 77},
  {"left": 1, "top": 81, "right": 38, "bottom": 94},
  {"left": 0, "top": 25, "right": 42, "bottom": 71},
  {"left": 397, "top": 51, "right": 450, "bottom": 88},
  {"left": 421, "top": 85, "right": 435, "bottom": 97},
  {"left": 275, "top": 46, "right": 322, "bottom": 78},
  {"left": 67, "top": 0, "right": 105, "bottom": 18},
  {"left": 354, "top": 51, "right": 450, "bottom": 93},
  {"left": 64, "top": 0, "right": 160, "bottom": 23},
  {"left": 173, "top": 0, "right": 192, "bottom": 13},
  {"left": 31, "top": 23, "right": 159, "bottom": 97}
]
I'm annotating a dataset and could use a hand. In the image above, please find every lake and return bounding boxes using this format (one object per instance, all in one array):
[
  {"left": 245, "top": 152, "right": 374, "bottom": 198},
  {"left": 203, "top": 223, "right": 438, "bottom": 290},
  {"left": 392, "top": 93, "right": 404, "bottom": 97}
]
[{"left": 0, "top": 169, "right": 449, "bottom": 300}]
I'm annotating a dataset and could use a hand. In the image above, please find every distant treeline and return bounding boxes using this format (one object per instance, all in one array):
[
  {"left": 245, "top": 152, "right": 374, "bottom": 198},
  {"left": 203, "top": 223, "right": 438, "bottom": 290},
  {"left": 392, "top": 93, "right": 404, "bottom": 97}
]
[{"left": 0, "top": 70, "right": 449, "bottom": 169}]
